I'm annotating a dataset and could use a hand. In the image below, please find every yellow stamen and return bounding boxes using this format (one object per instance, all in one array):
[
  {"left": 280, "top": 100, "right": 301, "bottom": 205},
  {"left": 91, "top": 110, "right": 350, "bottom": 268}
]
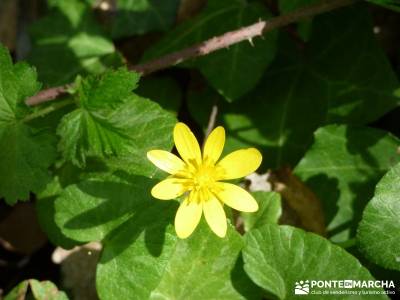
[{"left": 147, "top": 122, "right": 262, "bottom": 239}]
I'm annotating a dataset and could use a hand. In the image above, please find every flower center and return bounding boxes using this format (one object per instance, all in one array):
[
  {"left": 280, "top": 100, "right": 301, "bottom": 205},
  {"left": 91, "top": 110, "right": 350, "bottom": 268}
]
[{"left": 193, "top": 165, "right": 216, "bottom": 190}]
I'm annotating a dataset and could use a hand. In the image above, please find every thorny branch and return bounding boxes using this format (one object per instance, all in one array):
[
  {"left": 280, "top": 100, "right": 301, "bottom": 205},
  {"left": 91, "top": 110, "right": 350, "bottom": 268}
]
[{"left": 25, "top": 0, "right": 356, "bottom": 106}]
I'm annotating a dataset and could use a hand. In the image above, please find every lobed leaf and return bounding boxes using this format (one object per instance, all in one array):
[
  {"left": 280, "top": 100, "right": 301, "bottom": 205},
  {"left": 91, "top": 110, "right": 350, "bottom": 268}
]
[
  {"left": 0, "top": 45, "right": 56, "bottom": 204},
  {"left": 357, "top": 162, "right": 400, "bottom": 271},
  {"left": 56, "top": 68, "right": 175, "bottom": 167}
]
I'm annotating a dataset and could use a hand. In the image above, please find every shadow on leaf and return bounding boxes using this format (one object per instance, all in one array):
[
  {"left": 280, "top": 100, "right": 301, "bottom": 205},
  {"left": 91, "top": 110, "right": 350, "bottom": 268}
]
[{"left": 59, "top": 170, "right": 178, "bottom": 260}]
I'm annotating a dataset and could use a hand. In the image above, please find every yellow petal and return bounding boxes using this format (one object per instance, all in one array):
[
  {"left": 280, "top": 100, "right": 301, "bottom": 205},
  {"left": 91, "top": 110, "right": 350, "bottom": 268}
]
[
  {"left": 215, "top": 182, "right": 258, "bottom": 212},
  {"left": 151, "top": 178, "right": 188, "bottom": 200},
  {"left": 216, "top": 148, "right": 262, "bottom": 180},
  {"left": 147, "top": 150, "right": 186, "bottom": 174},
  {"left": 175, "top": 195, "right": 202, "bottom": 239},
  {"left": 203, "top": 126, "right": 225, "bottom": 164},
  {"left": 174, "top": 123, "right": 202, "bottom": 167},
  {"left": 203, "top": 196, "right": 227, "bottom": 238}
]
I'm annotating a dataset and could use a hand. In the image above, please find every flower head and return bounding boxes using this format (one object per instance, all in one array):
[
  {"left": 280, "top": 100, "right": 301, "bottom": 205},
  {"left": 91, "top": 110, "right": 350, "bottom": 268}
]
[{"left": 147, "top": 122, "right": 262, "bottom": 238}]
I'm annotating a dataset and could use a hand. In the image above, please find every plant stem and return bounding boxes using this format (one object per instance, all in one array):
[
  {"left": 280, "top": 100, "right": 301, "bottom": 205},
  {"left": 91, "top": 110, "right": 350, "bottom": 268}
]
[
  {"left": 26, "top": 84, "right": 72, "bottom": 106},
  {"left": 205, "top": 104, "right": 219, "bottom": 138},
  {"left": 23, "top": 98, "right": 75, "bottom": 122},
  {"left": 133, "top": 0, "right": 356, "bottom": 75},
  {"left": 25, "top": 0, "right": 357, "bottom": 107}
]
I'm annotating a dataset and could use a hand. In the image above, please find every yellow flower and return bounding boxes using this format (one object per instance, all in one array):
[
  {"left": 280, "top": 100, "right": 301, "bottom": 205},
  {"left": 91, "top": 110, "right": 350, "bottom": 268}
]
[{"left": 147, "top": 122, "right": 262, "bottom": 239}]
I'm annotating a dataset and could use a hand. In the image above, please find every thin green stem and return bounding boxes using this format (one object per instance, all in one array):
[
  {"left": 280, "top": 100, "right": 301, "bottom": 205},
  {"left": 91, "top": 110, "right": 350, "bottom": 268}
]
[{"left": 23, "top": 98, "right": 75, "bottom": 123}]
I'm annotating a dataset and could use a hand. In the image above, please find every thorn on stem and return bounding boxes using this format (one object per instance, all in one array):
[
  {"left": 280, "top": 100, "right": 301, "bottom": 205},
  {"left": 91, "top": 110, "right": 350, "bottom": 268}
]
[{"left": 248, "top": 37, "right": 254, "bottom": 46}]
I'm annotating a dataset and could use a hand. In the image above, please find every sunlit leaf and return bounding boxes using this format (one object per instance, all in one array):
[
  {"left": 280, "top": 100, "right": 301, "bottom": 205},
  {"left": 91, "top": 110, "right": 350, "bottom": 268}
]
[
  {"left": 56, "top": 68, "right": 175, "bottom": 167},
  {"left": 357, "top": 162, "right": 400, "bottom": 271},
  {"left": 4, "top": 279, "right": 68, "bottom": 300},
  {"left": 97, "top": 221, "right": 262, "bottom": 300},
  {"left": 294, "top": 125, "right": 400, "bottom": 242},
  {"left": 243, "top": 225, "right": 387, "bottom": 300},
  {"left": 241, "top": 192, "right": 281, "bottom": 232},
  {"left": 0, "top": 45, "right": 56, "bottom": 204}
]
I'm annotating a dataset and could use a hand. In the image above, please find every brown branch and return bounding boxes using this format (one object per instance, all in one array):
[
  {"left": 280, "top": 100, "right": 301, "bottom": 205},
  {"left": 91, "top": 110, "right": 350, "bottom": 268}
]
[
  {"left": 26, "top": 84, "right": 72, "bottom": 106},
  {"left": 25, "top": 0, "right": 356, "bottom": 106}
]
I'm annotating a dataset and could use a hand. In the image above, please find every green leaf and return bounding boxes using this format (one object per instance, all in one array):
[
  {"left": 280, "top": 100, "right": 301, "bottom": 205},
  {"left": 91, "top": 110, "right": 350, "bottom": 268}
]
[
  {"left": 279, "top": 0, "right": 318, "bottom": 12},
  {"left": 54, "top": 85, "right": 175, "bottom": 239},
  {"left": 97, "top": 221, "right": 262, "bottom": 300},
  {"left": 76, "top": 67, "right": 140, "bottom": 108},
  {"left": 36, "top": 169, "right": 83, "bottom": 248},
  {"left": 144, "top": 0, "right": 277, "bottom": 101},
  {"left": 367, "top": 0, "right": 400, "bottom": 12},
  {"left": 0, "top": 45, "right": 38, "bottom": 122},
  {"left": 28, "top": 0, "right": 122, "bottom": 86},
  {"left": 278, "top": 0, "right": 318, "bottom": 41},
  {"left": 241, "top": 192, "right": 281, "bottom": 232},
  {"left": 57, "top": 68, "right": 175, "bottom": 167},
  {"left": 4, "top": 279, "right": 68, "bottom": 300},
  {"left": 0, "top": 125, "right": 56, "bottom": 204},
  {"left": 36, "top": 195, "right": 80, "bottom": 248},
  {"left": 29, "top": 280, "right": 69, "bottom": 300},
  {"left": 243, "top": 225, "right": 387, "bottom": 300},
  {"left": 136, "top": 77, "right": 182, "bottom": 114},
  {"left": 0, "top": 45, "right": 56, "bottom": 204},
  {"left": 357, "top": 162, "right": 400, "bottom": 271},
  {"left": 188, "top": 6, "right": 399, "bottom": 168},
  {"left": 36, "top": 159, "right": 117, "bottom": 248},
  {"left": 110, "top": 0, "right": 180, "bottom": 38},
  {"left": 95, "top": 201, "right": 177, "bottom": 300},
  {"left": 55, "top": 171, "right": 159, "bottom": 242},
  {"left": 55, "top": 168, "right": 260, "bottom": 299},
  {"left": 294, "top": 125, "right": 400, "bottom": 242},
  {"left": 4, "top": 281, "right": 29, "bottom": 300}
]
